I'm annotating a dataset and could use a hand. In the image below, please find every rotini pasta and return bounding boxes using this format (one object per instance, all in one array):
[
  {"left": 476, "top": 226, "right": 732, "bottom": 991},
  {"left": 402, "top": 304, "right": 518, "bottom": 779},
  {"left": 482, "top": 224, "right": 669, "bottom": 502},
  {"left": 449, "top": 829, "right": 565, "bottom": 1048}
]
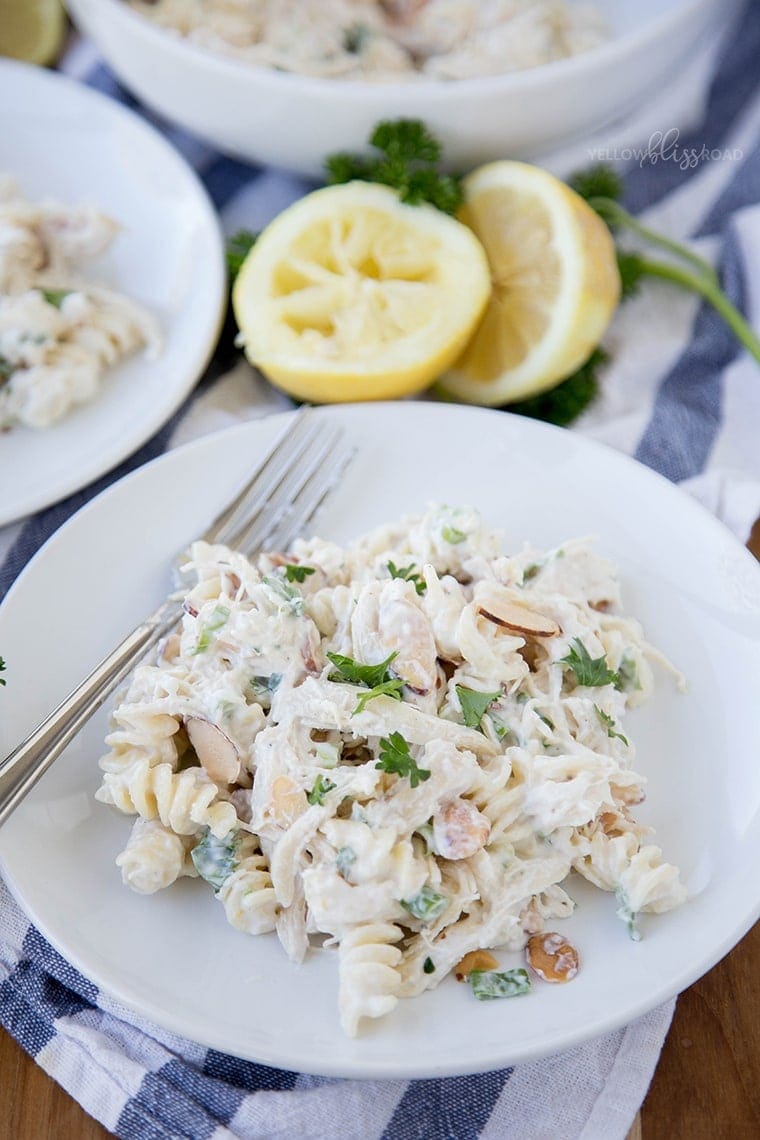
[{"left": 98, "top": 505, "right": 686, "bottom": 1036}]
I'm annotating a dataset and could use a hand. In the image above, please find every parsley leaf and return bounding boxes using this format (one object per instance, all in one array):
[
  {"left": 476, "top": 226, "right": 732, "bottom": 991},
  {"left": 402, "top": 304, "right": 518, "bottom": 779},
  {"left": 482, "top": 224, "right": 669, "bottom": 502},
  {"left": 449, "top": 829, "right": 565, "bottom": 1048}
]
[
  {"left": 376, "top": 731, "right": 430, "bottom": 788},
  {"left": 561, "top": 638, "right": 618, "bottom": 687},
  {"left": 327, "top": 650, "right": 398, "bottom": 689},
  {"left": 0, "top": 356, "right": 13, "bottom": 387},
  {"left": 568, "top": 163, "right": 624, "bottom": 204},
  {"left": 225, "top": 230, "right": 259, "bottom": 280},
  {"left": 423, "top": 956, "right": 436, "bottom": 974},
  {"left": 41, "top": 288, "right": 71, "bottom": 309},
  {"left": 594, "top": 704, "right": 629, "bottom": 745},
  {"left": 0, "top": 655, "right": 6, "bottom": 686},
  {"left": 307, "top": 774, "right": 336, "bottom": 806},
  {"left": 507, "top": 347, "right": 607, "bottom": 427},
  {"left": 284, "top": 563, "right": 315, "bottom": 583},
  {"left": 325, "top": 119, "right": 463, "bottom": 215},
  {"left": 387, "top": 560, "right": 426, "bottom": 595},
  {"left": 456, "top": 685, "right": 501, "bottom": 730},
  {"left": 353, "top": 678, "right": 404, "bottom": 715}
]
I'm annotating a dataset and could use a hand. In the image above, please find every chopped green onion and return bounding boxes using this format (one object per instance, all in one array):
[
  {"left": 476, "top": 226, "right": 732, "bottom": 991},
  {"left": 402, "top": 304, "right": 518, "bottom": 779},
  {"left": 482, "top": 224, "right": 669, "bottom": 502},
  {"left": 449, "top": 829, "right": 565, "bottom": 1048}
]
[
  {"left": 470, "top": 968, "right": 531, "bottom": 1000},
  {"left": 400, "top": 885, "right": 449, "bottom": 923}
]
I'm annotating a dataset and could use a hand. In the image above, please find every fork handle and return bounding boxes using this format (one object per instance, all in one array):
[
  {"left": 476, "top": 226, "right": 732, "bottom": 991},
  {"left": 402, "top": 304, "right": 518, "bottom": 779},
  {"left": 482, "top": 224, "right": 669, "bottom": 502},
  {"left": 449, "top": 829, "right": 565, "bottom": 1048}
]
[{"left": 0, "top": 598, "right": 182, "bottom": 828}]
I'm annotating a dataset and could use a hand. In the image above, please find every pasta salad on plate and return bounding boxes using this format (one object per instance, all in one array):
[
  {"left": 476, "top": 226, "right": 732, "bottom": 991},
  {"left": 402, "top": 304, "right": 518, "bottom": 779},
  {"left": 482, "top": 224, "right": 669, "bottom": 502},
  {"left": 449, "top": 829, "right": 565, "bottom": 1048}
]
[{"left": 97, "top": 504, "right": 686, "bottom": 1036}]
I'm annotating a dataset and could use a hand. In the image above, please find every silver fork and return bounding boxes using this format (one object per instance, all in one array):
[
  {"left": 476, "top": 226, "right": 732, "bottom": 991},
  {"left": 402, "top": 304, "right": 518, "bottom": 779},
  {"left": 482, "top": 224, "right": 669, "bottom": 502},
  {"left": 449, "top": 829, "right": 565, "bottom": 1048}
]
[{"left": 0, "top": 408, "right": 353, "bottom": 827}]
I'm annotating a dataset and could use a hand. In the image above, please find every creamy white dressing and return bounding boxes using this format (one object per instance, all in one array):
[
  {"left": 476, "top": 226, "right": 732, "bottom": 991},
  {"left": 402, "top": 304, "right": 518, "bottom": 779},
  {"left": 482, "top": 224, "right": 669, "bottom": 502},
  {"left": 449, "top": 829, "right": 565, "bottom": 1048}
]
[
  {"left": 98, "top": 506, "right": 686, "bottom": 1036},
  {"left": 0, "top": 177, "right": 160, "bottom": 430}
]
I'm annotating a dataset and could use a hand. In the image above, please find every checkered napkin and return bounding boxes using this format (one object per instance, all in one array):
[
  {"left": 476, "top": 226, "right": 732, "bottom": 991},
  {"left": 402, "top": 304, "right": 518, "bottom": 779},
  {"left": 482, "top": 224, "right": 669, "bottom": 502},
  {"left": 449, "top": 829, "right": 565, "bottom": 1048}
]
[{"left": 2, "top": 4, "right": 760, "bottom": 1136}]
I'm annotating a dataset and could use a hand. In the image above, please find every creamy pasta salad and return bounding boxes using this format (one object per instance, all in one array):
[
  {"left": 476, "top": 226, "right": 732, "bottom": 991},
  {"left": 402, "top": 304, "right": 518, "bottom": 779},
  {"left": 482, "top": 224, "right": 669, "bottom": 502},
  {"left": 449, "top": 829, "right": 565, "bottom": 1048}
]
[
  {"left": 0, "top": 177, "right": 160, "bottom": 430},
  {"left": 98, "top": 506, "right": 686, "bottom": 1036},
  {"left": 129, "top": 0, "right": 606, "bottom": 81}
]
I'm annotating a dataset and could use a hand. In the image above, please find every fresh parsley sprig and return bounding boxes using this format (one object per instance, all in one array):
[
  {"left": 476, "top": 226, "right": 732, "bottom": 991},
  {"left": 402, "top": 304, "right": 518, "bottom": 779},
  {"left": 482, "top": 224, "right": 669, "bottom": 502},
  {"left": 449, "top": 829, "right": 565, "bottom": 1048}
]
[
  {"left": 327, "top": 650, "right": 404, "bottom": 714},
  {"left": 560, "top": 638, "right": 618, "bottom": 688},
  {"left": 508, "top": 347, "right": 608, "bottom": 427},
  {"left": 225, "top": 230, "right": 259, "bottom": 280},
  {"left": 326, "top": 120, "right": 463, "bottom": 215},
  {"left": 353, "top": 679, "right": 404, "bottom": 715},
  {"left": 455, "top": 685, "right": 501, "bottom": 730},
  {"left": 376, "top": 731, "right": 431, "bottom": 788},
  {"left": 570, "top": 163, "right": 760, "bottom": 365},
  {"left": 387, "top": 560, "right": 426, "bottom": 595},
  {"left": 0, "top": 655, "right": 6, "bottom": 687},
  {"left": 284, "top": 563, "right": 315, "bottom": 583}
]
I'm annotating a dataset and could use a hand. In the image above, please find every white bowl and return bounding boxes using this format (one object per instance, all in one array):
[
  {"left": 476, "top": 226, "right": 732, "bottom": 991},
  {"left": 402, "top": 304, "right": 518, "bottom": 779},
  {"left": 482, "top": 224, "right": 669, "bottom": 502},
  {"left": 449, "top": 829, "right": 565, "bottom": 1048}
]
[{"left": 66, "top": 0, "right": 724, "bottom": 176}]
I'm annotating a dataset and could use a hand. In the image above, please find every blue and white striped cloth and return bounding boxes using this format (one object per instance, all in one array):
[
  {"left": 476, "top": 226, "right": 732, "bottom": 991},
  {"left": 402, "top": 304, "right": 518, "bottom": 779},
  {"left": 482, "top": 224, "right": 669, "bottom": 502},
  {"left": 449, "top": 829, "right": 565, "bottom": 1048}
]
[{"left": 1, "top": 4, "right": 759, "bottom": 1136}]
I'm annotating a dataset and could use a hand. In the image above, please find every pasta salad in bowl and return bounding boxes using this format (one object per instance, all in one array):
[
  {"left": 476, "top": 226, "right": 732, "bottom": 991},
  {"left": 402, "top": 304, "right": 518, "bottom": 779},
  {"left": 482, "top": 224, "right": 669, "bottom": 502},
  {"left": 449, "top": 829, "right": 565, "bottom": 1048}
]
[{"left": 97, "top": 503, "right": 686, "bottom": 1037}]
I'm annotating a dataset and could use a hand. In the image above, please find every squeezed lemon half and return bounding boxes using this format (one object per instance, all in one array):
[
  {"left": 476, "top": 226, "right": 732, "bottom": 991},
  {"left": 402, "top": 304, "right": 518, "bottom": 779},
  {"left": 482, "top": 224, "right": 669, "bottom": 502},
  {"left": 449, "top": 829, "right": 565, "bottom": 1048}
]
[
  {"left": 232, "top": 181, "right": 491, "bottom": 403},
  {"left": 0, "top": 0, "right": 65, "bottom": 66},
  {"left": 439, "top": 161, "right": 621, "bottom": 406}
]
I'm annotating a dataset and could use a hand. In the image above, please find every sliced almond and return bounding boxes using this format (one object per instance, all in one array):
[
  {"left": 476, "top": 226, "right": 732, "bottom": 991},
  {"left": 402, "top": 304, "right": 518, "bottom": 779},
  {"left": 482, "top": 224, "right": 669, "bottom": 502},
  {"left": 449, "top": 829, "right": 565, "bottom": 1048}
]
[
  {"left": 186, "top": 717, "right": 240, "bottom": 785},
  {"left": 526, "top": 932, "right": 579, "bottom": 983},
  {"left": 478, "top": 597, "right": 559, "bottom": 638},
  {"left": 454, "top": 949, "right": 499, "bottom": 981}
]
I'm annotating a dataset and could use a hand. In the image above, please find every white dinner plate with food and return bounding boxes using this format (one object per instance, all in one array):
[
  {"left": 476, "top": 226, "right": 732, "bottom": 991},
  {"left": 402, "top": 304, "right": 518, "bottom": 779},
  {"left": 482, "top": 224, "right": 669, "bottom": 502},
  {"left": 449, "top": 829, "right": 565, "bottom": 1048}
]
[
  {"left": 1, "top": 403, "right": 759, "bottom": 1078},
  {"left": 0, "top": 60, "right": 225, "bottom": 526}
]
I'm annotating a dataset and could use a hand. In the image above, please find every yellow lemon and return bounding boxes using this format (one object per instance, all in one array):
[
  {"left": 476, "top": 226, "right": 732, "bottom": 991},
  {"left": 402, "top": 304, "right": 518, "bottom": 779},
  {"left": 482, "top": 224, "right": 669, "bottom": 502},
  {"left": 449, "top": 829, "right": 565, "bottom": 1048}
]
[
  {"left": 438, "top": 161, "right": 621, "bottom": 406},
  {"left": 232, "top": 181, "right": 491, "bottom": 403},
  {"left": 0, "top": 0, "right": 65, "bottom": 66}
]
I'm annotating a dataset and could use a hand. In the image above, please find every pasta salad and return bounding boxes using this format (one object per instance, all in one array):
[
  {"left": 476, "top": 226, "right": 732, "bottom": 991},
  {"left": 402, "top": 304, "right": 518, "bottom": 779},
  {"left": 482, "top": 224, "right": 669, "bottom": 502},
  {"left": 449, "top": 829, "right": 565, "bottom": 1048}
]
[
  {"left": 0, "top": 176, "right": 160, "bottom": 430},
  {"left": 128, "top": 0, "right": 607, "bottom": 82},
  {"left": 97, "top": 506, "right": 686, "bottom": 1036}
]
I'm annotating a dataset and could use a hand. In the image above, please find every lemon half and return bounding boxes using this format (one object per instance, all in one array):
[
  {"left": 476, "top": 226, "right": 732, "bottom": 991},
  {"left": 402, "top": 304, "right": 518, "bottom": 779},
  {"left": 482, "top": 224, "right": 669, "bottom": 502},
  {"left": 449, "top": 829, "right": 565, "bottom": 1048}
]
[
  {"left": 439, "top": 161, "right": 621, "bottom": 407},
  {"left": 0, "top": 0, "right": 65, "bottom": 66},
  {"left": 232, "top": 181, "right": 491, "bottom": 404}
]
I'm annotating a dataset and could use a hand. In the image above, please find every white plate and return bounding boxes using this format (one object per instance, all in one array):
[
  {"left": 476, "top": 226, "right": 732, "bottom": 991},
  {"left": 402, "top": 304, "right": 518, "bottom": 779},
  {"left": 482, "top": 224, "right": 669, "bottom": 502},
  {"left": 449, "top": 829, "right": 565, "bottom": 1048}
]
[
  {"left": 1, "top": 403, "right": 760, "bottom": 1079},
  {"left": 0, "top": 60, "right": 225, "bottom": 526}
]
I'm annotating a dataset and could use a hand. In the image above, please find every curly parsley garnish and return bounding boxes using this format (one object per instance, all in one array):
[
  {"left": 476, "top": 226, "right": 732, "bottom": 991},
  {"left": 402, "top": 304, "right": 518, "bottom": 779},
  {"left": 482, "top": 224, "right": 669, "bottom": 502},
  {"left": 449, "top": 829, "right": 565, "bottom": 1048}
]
[
  {"left": 560, "top": 638, "right": 618, "bottom": 688},
  {"left": 376, "top": 731, "right": 430, "bottom": 788},
  {"left": 387, "top": 560, "right": 426, "bottom": 595},
  {"left": 225, "top": 230, "right": 259, "bottom": 280},
  {"left": 307, "top": 774, "right": 336, "bottom": 806},
  {"left": 284, "top": 563, "right": 315, "bottom": 583},
  {"left": 325, "top": 119, "right": 463, "bottom": 215},
  {"left": 0, "top": 656, "right": 6, "bottom": 686},
  {"left": 455, "top": 685, "right": 501, "bottom": 730}
]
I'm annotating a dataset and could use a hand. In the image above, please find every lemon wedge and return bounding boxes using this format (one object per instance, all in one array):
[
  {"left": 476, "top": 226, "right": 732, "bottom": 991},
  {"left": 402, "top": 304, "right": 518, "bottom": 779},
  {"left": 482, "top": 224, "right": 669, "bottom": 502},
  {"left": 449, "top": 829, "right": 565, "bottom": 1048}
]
[
  {"left": 438, "top": 161, "right": 621, "bottom": 407},
  {"left": 232, "top": 182, "right": 491, "bottom": 403},
  {"left": 0, "top": 0, "right": 65, "bottom": 66}
]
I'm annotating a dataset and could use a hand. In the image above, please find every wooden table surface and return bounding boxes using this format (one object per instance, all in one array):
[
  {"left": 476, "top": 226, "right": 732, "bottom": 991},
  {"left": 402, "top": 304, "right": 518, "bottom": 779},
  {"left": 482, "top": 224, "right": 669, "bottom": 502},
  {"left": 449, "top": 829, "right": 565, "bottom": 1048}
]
[{"left": 2, "top": 521, "right": 760, "bottom": 1139}]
